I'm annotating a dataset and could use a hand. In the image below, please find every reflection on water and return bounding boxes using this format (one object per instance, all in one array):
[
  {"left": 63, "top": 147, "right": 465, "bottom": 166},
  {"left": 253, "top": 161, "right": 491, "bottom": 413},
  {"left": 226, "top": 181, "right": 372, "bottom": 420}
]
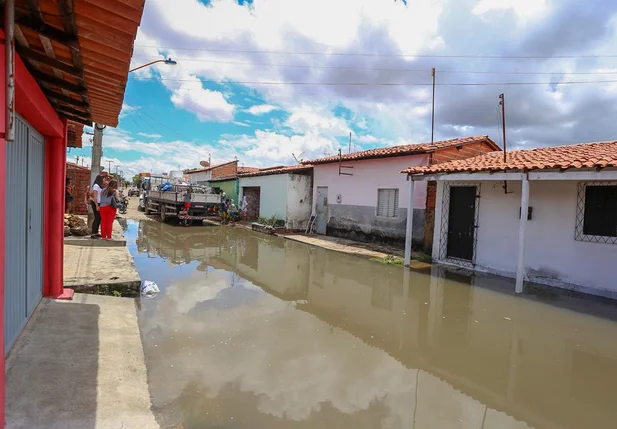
[{"left": 127, "top": 220, "right": 617, "bottom": 429}]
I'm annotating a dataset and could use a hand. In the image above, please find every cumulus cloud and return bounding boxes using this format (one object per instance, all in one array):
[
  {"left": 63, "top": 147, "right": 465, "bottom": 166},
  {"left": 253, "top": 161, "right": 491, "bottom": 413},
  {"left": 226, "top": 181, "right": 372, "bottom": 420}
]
[
  {"left": 247, "top": 104, "right": 279, "bottom": 115},
  {"left": 120, "top": 0, "right": 617, "bottom": 168}
]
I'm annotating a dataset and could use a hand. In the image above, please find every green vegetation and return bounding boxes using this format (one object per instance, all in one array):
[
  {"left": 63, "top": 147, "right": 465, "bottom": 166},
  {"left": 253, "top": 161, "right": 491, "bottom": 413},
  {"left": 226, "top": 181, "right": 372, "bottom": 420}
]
[
  {"left": 258, "top": 215, "right": 285, "bottom": 228},
  {"left": 370, "top": 255, "right": 405, "bottom": 265}
]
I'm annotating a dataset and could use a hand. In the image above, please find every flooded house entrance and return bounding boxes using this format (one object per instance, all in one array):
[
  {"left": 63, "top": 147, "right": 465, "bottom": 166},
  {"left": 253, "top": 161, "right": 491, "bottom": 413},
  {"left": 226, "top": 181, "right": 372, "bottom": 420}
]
[
  {"left": 242, "top": 186, "right": 260, "bottom": 220},
  {"left": 315, "top": 186, "right": 328, "bottom": 234},
  {"left": 446, "top": 185, "right": 477, "bottom": 261}
]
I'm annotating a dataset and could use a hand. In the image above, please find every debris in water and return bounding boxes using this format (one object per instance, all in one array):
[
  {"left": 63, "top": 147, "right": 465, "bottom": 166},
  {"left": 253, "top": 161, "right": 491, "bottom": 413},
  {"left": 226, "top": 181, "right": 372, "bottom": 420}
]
[
  {"left": 141, "top": 280, "right": 160, "bottom": 298},
  {"left": 504, "top": 317, "right": 512, "bottom": 321}
]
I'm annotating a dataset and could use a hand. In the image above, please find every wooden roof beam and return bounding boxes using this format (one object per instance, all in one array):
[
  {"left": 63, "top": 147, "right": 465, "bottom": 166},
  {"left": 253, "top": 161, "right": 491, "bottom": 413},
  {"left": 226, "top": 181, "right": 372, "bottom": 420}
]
[
  {"left": 42, "top": 89, "right": 89, "bottom": 108},
  {"left": 58, "top": 112, "right": 92, "bottom": 127},
  {"left": 53, "top": 104, "right": 91, "bottom": 120},
  {"left": 14, "top": 15, "right": 79, "bottom": 50},
  {"left": 31, "top": 70, "right": 87, "bottom": 94},
  {"left": 17, "top": 46, "right": 82, "bottom": 78}
]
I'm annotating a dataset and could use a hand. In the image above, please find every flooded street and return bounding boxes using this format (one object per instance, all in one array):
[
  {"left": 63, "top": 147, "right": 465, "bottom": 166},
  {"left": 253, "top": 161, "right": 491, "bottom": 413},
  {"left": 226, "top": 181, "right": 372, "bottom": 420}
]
[{"left": 126, "top": 220, "right": 617, "bottom": 429}]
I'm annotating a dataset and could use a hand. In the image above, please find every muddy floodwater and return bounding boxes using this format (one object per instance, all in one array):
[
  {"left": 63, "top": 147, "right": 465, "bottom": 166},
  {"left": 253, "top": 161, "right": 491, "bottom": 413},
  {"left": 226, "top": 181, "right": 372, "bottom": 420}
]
[{"left": 126, "top": 220, "right": 617, "bottom": 429}]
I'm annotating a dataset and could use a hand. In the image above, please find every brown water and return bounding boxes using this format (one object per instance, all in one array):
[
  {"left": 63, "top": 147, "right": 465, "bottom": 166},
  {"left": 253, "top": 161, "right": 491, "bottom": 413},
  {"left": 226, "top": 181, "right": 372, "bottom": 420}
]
[{"left": 127, "top": 220, "right": 617, "bottom": 429}]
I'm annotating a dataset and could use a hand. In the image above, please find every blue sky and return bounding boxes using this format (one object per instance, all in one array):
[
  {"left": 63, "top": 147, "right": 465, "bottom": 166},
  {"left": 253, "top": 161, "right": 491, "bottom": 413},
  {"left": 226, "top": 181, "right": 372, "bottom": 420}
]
[{"left": 68, "top": 0, "right": 617, "bottom": 177}]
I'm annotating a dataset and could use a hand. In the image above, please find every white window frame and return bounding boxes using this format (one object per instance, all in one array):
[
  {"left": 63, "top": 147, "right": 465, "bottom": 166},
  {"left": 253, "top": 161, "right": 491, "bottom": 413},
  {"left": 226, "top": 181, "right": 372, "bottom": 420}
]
[{"left": 376, "top": 188, "right": 399, "bottom": 218}]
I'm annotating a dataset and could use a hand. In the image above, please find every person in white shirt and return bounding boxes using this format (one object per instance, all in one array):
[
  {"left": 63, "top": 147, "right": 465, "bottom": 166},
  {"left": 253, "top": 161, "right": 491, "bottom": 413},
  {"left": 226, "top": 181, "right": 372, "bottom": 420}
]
[{"left": 89, "top": 175, "right": 109, "bottom": 238}]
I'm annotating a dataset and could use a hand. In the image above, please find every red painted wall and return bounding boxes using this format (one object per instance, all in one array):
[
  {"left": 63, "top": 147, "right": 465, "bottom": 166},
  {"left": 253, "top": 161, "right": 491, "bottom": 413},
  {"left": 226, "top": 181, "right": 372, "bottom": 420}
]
[{"left": 0, "top": 28, "right": 66, "bottom": 427}]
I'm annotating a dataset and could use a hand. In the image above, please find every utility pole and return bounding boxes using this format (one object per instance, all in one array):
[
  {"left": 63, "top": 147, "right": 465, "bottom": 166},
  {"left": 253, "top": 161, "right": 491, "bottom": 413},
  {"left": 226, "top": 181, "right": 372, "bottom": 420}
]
[
  {"left": 107, "top": 159, "right": 114, "bottom": 174},
  {"left": 90, "top": 123, "right": 105, "bottom": 186},
  {"left": 499, "top": 93, "right": 509, "bottom": 194},
  {"left": 75, "top": 155, "right": 79, "bottom": 165},
  {"left": 499, "top": 93, "right": 507, "bottom": 161},
  {"left": 348, "top": 132, "right": 352, "bottom": 154},
  {"left": 431, "top": 67, "right": 436, "bottom": 144}
]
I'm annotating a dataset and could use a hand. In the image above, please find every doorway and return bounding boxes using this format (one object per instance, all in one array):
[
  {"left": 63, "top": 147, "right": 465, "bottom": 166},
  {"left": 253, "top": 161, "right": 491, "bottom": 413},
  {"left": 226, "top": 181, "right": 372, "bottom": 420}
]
[
  {"left": 242, "top": 187, "right": 260, "bottom": 221},
  {"left": 446, "top": 186, "right": 477, "bottom": 261},
  {"left": 5, "top": 116, "right": 45, "bottom": 353},
  {"left": 315, "top": 187, "right": 328, "bottom": 235}
]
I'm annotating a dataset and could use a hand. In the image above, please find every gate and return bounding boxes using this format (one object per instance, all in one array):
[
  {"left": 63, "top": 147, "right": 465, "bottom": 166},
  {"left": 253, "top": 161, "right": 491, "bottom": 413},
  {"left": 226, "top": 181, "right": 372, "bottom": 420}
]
[
  {"left": 315, "top": 187, "right": 328, "bottom": 235},
  {"left": 5, "top": 116, "right": 44, "bottom": 353}
]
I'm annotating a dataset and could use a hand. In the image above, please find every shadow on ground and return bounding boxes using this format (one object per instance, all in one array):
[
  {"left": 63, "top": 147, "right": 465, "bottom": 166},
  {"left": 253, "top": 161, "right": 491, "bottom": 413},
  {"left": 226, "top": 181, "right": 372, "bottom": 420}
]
[{"left": 5, "top": 299, "right": 100, "bottom": 429}]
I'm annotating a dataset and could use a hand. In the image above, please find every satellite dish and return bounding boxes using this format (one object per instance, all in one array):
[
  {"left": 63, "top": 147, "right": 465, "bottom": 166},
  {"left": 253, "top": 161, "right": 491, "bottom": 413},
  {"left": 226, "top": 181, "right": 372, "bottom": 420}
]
[
  {"left": 292, "top": 151, "right": 307, "bottom": 164},
  {"left": 200, "top": 160, "right": 210, "bottom": 168}
]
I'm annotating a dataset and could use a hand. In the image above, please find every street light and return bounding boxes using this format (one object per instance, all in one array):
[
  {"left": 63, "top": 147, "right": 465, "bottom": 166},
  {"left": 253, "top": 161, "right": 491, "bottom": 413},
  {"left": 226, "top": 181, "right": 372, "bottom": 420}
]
[{"left": 129, "top": 57, "right": 177, "bottom": 73}]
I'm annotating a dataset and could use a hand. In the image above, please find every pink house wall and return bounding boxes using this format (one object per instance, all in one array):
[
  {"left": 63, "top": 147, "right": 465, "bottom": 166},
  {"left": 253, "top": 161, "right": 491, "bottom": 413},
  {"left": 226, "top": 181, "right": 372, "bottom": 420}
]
[{"left": 311, "top": 154, "right": 430, "bottom": 211}]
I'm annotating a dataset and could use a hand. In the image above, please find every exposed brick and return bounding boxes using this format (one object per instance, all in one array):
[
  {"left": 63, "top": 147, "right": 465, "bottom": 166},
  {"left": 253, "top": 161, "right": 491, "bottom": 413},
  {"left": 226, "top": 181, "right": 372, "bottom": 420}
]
[{"left": 66, "top": 163, "right": 91, "bottom": 215}]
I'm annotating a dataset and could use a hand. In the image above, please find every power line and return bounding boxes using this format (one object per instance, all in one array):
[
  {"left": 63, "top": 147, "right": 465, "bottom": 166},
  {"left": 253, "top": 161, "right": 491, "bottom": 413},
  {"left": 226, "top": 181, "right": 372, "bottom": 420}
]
[
  {"left": 132, "top": 55, "right": 617, "bottom": 76},
  {"left": 145, "top": 77, "right": 617, "bottom": 86},
  {"left": 134, "top": 45, "right": 617, "bottom": 59}
]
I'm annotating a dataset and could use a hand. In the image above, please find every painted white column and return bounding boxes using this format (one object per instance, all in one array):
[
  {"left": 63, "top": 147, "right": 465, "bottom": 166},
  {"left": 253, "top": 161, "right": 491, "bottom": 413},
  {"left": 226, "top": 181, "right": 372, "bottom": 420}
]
[
  {"left": 515, "top": 175, "right": 530, "bottom": 293},
  {"left": 404, "top": 178, "right": 415, "bottom": 267}
]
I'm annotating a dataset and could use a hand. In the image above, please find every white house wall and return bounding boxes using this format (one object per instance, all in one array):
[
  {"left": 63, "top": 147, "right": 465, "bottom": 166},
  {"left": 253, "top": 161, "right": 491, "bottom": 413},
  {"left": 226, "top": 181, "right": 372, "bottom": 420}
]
[
  {"left": 239, "top": 174, "right": 289, "bottom": 222},
  {"left": 434, "top": 180, "right": 617, "bottom": 296},
  {"left": 187, "top": 170, "right": 212, "bottom": 184},
  {"left": 286, "top": 174, "right": 313, "bottom": 229},
  {"left": 312, "top": 154, "right": 429, "bottom": 244}
]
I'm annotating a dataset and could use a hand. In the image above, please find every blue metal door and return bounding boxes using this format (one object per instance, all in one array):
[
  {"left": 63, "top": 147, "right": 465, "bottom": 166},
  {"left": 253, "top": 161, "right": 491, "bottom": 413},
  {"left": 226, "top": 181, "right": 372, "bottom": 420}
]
[
  {"left": 26, "top": 127, "right": 44, "bottom": 316},
  {"left": 4, "top": 116, "right": 44, "bottom": 354}
]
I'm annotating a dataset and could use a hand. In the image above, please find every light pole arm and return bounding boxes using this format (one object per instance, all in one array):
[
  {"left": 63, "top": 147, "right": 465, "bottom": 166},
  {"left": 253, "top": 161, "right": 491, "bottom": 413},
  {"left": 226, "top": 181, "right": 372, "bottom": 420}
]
[{"left": 129, "top": 60, "right": 166, "bottom": 73}]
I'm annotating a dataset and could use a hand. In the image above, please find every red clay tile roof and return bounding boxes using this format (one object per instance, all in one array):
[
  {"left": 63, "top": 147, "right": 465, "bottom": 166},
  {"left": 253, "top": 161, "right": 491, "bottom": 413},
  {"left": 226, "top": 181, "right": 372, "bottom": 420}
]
[
  {"left": 307, "top": 136, "right": 500, "bottom": 165},
  {"left": 185, "top": 160, "right": 238, "bottom": 174},
  {"left": 402, "top": 141, "right": 617, "bottom": 175},
  {"left": 238, "top": 166, "right": 260, "bottom": 174},
  {"left": 240, "top": 164, "right": 313, "bottom": 178}
]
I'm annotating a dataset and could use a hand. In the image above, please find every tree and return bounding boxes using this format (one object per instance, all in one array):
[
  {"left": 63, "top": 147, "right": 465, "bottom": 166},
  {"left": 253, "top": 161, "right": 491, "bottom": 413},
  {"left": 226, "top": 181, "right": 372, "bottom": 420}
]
[{"left": 132, "top": 175, "right": 140, "bottom": 186}]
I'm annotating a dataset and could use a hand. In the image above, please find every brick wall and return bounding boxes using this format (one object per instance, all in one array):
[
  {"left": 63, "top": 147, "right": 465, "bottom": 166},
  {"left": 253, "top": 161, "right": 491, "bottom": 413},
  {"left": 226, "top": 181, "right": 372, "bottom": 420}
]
[
  {"left": 211, "top": 161, "right": 238, "bottom": 180},
  {"left": 66, "top": 163, "right": 91, "bottom": 215},
  {"left": 423, "top": 141, "right": 499, "bottom": 252}
]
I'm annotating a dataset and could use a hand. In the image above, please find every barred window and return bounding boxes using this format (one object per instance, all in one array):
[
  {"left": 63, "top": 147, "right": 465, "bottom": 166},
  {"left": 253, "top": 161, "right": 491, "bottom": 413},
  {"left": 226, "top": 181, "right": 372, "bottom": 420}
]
[
  {"left": 377, "top": 189, "right": 399, "bottom": 217},
  {"left": 576, "top": 183, "right": 617, "bottom": 244}
]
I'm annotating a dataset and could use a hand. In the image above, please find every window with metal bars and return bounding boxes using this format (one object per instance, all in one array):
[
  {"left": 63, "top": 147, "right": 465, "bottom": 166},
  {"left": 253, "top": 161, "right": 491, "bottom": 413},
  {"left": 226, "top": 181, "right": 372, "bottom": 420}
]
[
  {"left": 377, "top": 189, "right": 399, "bottom": 217},
  {"left": 575, "top": 183, "right": 617, "bottom": 244}
]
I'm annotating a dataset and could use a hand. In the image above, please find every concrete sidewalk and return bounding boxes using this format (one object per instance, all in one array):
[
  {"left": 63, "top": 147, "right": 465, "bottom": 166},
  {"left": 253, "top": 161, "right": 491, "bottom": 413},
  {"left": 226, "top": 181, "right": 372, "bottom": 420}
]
[
  {"left": 64, "top": 217, "right": 127, "bottom": 247},
  {"left": 282, "top": 234, "right": 432, "bottom": 269},
  {"left": 5, "top": 294, "right": 158, "bottom": 429}
]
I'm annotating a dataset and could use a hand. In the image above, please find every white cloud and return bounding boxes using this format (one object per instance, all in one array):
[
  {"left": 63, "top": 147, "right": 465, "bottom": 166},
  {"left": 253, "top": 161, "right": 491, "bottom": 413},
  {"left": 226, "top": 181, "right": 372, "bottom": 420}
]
[
  {"left": 169, "top": 76, "right": 235, "bottom": 122},
  {"left": 137, "top": 132, "right": 163, "bottom": 139},
  {"left": 285, "top": 106, "right": 351, "bottom": 138},
  {"left": 472, "top": 0, "right": 549, "bottom": 20},
  {"left": 247, "top": 104, "right": 278, "bottom": 115}
]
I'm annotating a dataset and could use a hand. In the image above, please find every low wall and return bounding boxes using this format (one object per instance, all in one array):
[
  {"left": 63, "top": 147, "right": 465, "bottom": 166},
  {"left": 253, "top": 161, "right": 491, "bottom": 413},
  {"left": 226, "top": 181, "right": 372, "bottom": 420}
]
[{"left": 325, "top": 205, "right": 425, "bottom": 247}]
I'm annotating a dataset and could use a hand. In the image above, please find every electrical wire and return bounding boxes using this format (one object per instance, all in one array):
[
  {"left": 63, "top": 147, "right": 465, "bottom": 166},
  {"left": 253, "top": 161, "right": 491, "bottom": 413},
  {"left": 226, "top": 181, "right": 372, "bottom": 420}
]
[
  {"left": 132, "top": 55, "right": 617, "bottom": 76},
  {"left": 143, "top": 77, "right": 617, "bottom": 86},
  {"left": 134, "top": 45, "right": 617, "bottom": 60}
]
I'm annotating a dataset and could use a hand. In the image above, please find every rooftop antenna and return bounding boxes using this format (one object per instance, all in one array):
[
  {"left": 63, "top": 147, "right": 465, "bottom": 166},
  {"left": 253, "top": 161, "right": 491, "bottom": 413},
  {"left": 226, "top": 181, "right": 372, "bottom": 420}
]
[
  {"left": 499, "top": 93, "right": 511, "bottom": 194},
  {"left": 431, "top": 67, "right": 436, "bottom": 144}
]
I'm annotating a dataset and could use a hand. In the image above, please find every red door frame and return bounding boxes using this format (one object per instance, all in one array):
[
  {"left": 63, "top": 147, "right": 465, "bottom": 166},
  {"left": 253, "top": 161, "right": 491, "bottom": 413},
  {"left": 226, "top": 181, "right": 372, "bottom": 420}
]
[{"left": 1, "top": 29, "right": 71, "bottom": 426}]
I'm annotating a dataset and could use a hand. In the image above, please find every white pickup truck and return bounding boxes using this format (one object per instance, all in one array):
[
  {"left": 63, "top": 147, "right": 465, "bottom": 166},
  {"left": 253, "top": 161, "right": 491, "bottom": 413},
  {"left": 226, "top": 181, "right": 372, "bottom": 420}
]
[{"left": 146, "top": 184, "right": 221, "bottom": 225}]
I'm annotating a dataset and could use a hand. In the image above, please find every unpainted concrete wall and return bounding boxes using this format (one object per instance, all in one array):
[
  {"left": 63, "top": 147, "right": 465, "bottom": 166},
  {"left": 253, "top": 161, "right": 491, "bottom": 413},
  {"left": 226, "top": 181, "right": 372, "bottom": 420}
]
[{"left": 286, "top": 174, "right": 313, "bottom": 229}]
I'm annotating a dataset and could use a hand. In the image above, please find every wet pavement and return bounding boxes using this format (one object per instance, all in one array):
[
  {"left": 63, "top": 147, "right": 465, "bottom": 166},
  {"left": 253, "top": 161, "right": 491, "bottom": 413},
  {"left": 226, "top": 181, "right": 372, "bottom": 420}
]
[{"left": 126, "top": 219, "right": 617, "bottom": 429}]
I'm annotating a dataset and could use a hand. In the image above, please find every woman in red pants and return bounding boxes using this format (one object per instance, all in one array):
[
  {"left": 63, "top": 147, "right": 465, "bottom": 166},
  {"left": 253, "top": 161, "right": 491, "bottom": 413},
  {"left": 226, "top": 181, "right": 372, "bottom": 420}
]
[{"left": 99, "top": 179, "right": 120, "bottom": 240}]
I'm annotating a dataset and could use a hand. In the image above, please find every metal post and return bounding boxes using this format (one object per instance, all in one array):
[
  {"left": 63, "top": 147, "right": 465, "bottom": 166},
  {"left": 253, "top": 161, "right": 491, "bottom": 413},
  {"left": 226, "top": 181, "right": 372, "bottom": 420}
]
[
  {"left": 515, "top": 174, "right": 529, "bottom": 293},
  {"left": 431, "top": 67, "right": 436, "bottom": 145},
  {"left": 404, "top": 177, "right": 415, "bottom": 267},
  {"left": 5, "top": 0, "right": 15, "bottom": 143},
  {"left": 90, "top": 123, "right": 104, "bottom": 186}
]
